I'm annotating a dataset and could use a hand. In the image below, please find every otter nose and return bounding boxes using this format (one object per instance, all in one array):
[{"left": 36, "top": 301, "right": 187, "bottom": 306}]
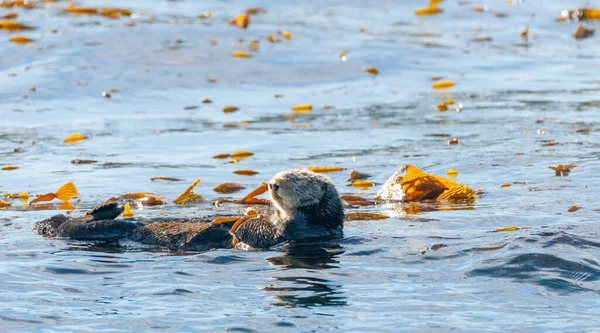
[{"left": 269, "top": 183, "right": 279, "bottom": 192}]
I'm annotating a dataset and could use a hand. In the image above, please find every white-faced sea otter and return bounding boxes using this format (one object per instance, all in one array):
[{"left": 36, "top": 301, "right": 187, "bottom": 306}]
[{"left": 33, "top": 169, "right": 344, "bottom": 251}]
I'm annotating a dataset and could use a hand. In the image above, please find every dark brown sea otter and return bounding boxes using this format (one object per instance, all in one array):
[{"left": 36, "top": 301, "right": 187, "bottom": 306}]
[{"left": 33, "top": 169, "right": 344, "bottom": 251}]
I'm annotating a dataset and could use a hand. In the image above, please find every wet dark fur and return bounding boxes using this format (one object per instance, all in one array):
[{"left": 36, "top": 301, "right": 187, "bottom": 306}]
[
  {"left": 33, "top": 202, "right": 233, "bottom": 251},
  {"left": 231, "top": 169, "right": 344, "bottom": 249},
  {"left": 33, "top": 169, "right": 345, "bottom": 251}
]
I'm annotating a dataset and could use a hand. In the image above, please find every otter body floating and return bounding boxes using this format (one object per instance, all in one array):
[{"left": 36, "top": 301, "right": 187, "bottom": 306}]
[{"left": 33, "top": 169, "right": 344, "bottom": 251}]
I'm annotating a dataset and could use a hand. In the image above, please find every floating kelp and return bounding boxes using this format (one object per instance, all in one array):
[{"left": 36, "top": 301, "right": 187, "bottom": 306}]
[
  {"left": 214, "top": 183, "right": 245, "bottom": 194},
  {"left": 174, "top": 179, "right": 201, "bottom": 205},
  {"left": 63, "top": 133, "right": 87, "bottom": 144},
  {"left": 345, "top": 212, "right": 389, "bottom": 221},
  {"left": 376, "top": 165, "right": 477, "bottom": 202},
  {"left": 308, "top": 166, "right": 346, "bottom": 173},
  {"left": 234, "top": 170, "right": 259, "bottom": 176},
  {"left": 548, "top": 164, "right": 575, "bottom": 176},
  {"left": 30, "top": 182, "right": 80, "bottom": 205}
]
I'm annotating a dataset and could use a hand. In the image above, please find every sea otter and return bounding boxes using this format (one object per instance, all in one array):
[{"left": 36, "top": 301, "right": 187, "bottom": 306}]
[{"left": 33, "top": 169, "right": 344, "bottom": 251}]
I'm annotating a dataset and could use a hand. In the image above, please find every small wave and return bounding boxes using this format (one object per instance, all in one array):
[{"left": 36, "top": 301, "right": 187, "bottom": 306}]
[
  {"left": 541, "top": 233, "right": 600, "bottom": 250},
  {"left": 201, "top": 255, "right": 250, "bottom": 265},
  {"left": 153, "top": 288, "right": 194, "bottom": 296},
  {"left": 43, "top": 267, "right": 119, "bottom": 275},
  {"left": 469, "top": 253, "right": 600, "bottom": 294}
]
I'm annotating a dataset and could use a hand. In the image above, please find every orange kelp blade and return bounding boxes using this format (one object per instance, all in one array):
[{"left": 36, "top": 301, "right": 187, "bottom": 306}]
[
  {"left": 340, "top": 194, "right": 375, "bottom": 206},
  {"left": 377, "top": 165, "right": 477, "bottom": 202},
  {"left": 214, "top": 206, "right": 260, "bottom": 225},
  {"left": 307, "top": 166, "right": 346, "bottom": 173},
  {"left": 234, "top": 182, "right": 267, "bottom": 204},
  {"left": 55, "top": 182, "right": 80, "bottom": 201},
  {"left": 151, "top": 176, "right": 183, "bottom": 182},
  {"left": 3, "top": 192, "right": 29, "bottom": 203},
  {"left": 29, "top": 193, "right": 56, "bottom": 205},
  {"left": 212, "top": 216, "right": 243, "bottom": 225},
  {"left": 119, "top": 192, "right": 152, "bottom": 200},
  {"left": 397, "top": 165, "right": 447, "bottom": 201},
  {"left": 548, "top": 164, "right": 575, "bottom": 176},
  {"left": 437, "top": 184, "right": 477, "bottom": 200},
  {"left": 402, "top": 174, "right": 448, "bottom": 201},
  {"left": 63, "top": 133, "right": 88, "bottom": 144},
  {"left": 122, "top": 203, "right": 134, "bottom": 218},
  {"left": 30, "top": 181, "right": 80, "bottom": 205},
  {"left": 350, "top": 180, "right": 375, "bottom": 190},
  {"left": 58, "top": 201, "right": 76, "bottom": 211},
  {"left": 229, "top": 14, "right": 249, "bottom": 29},
  {"left": 230, "top": 215, "right": 255, "bottom": 247},
  {"left": 345, "top": 200, "right": 376, "bottom": 206},
  {"left": 231, "top": 215, "right": 255, "bottom": 233},
  {"left": 139, "top": 196, "right": 166, "bottom": 206},
  {"left": 233, "top": 170, "right": 259, "bottom": 176},
  {"left": 214, "top": 182, "right": 246, "bottom": 194},
  {"left": 230, "top": 214, "right": 267, "bottom": 247},
  {"left": 344, "top": 212, "right": 389, "bottom": 221},
  {"left": 235, "top": 198, "right": 269, "bottom": 205},
  {"left": 231, "top": 235, "right": 240, "bottom": 248},
  {"left": 174, "top": 179, "right": 201, "bottom": 204}
]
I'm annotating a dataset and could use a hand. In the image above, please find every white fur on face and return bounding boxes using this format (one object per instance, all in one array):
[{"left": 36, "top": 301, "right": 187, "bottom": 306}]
[{"left": 268, "top": 169, "right": 332, "bottom": 216}]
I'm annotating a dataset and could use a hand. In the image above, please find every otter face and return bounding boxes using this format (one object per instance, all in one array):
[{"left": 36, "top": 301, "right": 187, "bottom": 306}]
[
  {"left": 268, "top": 169, "right": 333, "bottom": 218},
  {"left": 33, "top": 214, "right": 71, "bottom": 237}
]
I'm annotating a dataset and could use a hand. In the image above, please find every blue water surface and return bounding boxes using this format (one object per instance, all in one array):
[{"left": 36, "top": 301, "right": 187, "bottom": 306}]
[{"left": 1, "top": 0, "right": 600, "bottom": 331}]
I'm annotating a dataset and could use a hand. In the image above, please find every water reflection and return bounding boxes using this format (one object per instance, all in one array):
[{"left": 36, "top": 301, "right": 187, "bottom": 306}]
[
  {"left": 384, "top": 200, "right": 477, "bottom": 215},
  {"left": 65, "top": 241, "right": 127, "bottom": 253},
  {"left": 264, "top": 243, "right": 347, "bottom": 308},
  {"left": 267, "top": 242, "right": 344, "bottom": 269}
]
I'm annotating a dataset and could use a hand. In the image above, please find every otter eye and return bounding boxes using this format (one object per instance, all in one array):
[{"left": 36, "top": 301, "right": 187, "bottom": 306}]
[{"left": 269, "top": 183, "right": 279, "bottom": 192}]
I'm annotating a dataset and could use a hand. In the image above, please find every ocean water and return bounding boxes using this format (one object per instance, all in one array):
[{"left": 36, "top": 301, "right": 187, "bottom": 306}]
[{"left": 1, "top": 0, "right": 599, "bottom": 331}]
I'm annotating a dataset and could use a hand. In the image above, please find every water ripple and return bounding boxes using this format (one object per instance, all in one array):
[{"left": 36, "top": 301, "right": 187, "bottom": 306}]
[{"left": 469, "top": 253, "right": 600, "bottom": 294}]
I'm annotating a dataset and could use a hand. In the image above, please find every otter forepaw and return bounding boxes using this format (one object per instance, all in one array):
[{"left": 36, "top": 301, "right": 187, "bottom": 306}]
[{"left": 230, "top": 216, "right": 280, "bottom": 249}]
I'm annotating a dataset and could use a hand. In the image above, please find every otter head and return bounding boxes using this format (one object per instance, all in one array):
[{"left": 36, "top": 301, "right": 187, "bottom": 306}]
[
  {"left": 268, "top": 169, "right": 342, "bottom": 222},
  {"left": 33, "top": 214, "right": 71, "bottom": 237}
]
